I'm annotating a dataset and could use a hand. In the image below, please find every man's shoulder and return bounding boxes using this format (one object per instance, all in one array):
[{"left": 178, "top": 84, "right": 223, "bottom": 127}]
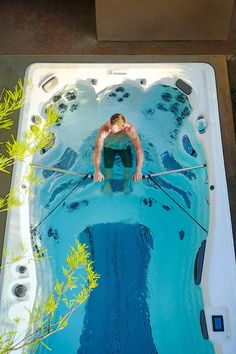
[
  {"left": 99, "top": 123, "right": 110, "bottom": 136},
  {"left": 125, "top": 124, "right": 137, "bottom": 137}
]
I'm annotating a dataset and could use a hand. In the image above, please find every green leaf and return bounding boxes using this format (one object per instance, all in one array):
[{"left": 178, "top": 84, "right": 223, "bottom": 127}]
[
  {"left": 59, "top": 319, "right": 68, "bottom": 329},
  {"left": 6, "top": 190, "right": 23, "bottom": 210},
  {"left": 54, "top": 279, "right": 64, "bottom": 295},
  {"left": 19, "top": 239, "right": 27, "bottom": 253},
  {"left": 40, "top": 340, "right": 52, "bottom": 351},
  {"left": 30, "top": 341, "right": 40, "bottom": 354},
  {"left": 5, "top": 135, "right": 29, "bottom": 160},
  {"left": 44, "top": 293, "right": 57, "bottom": 316},
  {"left": 62, "top": 266, "right": 68, "bottom": 277}
]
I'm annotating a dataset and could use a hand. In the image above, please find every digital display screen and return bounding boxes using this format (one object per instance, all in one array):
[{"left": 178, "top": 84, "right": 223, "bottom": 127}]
[{"left": 212, "top": 315, "right": 224, "bottom": 332}]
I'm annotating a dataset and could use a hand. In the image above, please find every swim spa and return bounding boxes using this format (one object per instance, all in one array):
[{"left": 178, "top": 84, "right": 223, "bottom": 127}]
[{"left": 0, "top": 62, "right": 236, "bottom": 353}]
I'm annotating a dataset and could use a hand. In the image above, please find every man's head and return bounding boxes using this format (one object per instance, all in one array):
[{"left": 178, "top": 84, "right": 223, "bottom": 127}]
[{"left": 110, "top": 113, "right": 126, "bottom": 133}]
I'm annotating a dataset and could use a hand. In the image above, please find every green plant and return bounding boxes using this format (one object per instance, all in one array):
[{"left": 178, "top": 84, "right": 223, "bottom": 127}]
[
  {"left": 0, "top": 80, "right": 100, "bottom": 353},
  {"left": 0, "top": 241, "right": 99, "bottom": 353},
  {"left": 0, "top": 79, "right": 25, "bottom": 130},
  {"left": 0, "top": 239, "right": 47, "bottom": 271},
  {"left": 0, "top": 80, "right": 60, "bottom": 211}
]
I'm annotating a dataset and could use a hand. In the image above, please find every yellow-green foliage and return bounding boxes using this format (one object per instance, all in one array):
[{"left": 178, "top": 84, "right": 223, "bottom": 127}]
[
  {"left": 5, "top": 134, "right": 30, "bottom": 161},
  {"left": 20, "top": 165, "right": 44, "bottom": 201},
  {"left": 0, "top": 239, "right": 48, "bottom": 273},
  {"left": 0, "top": 241, "right": 100, "bottom": 353},
  {"left": 0, "top": 332, "right": 16, "bottom": 354},
  {"left": 0, "top": 154, "right": 11, "bottom": 174},
  {"left": 0, "top": 79, "right": 60, "bottom": 213},
  {"left": 0, "top": 79, "right": 25, "bottom": 129},
  {"left": 2, "top": 107, "right": 59, "bottom": 165},
  {"left": 0, "top": 190, "right": 23, "bottom": 212},
  {"left": 44, "top": 293, "right": 57, "bottom": 318},
  {"left": 0, "top": 81, "right": 100, "bottom": 354}
]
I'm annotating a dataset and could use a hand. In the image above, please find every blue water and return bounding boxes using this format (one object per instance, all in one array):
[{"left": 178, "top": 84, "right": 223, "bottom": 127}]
[{"left": 30, "top": 81, "right": 214, "bottom": 354}]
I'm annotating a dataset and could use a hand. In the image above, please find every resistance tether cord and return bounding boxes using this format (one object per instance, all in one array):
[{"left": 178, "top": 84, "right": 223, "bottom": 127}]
[
  {"left": 31, "top": 174, "right": 89, "bottom": 233},
  {"left": 148, "top": 175, "right": 208, "bottom": 234}
]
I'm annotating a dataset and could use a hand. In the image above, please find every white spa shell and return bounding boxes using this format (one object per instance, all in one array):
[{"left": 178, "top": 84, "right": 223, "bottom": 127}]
[{"left": 0, "top": 62, "right": 236, "bottom": 354}]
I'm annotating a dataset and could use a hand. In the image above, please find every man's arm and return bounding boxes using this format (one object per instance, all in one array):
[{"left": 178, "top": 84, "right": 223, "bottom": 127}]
[
  {"left": 93, "top": 128, "right": 106, "bottom": 181},
  {"left": 128, "top": 126, "right": 144, "bottom": 181}
]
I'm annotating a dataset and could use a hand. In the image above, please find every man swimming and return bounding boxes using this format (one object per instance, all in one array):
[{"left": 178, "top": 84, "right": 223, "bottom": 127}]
[{"left": 93, "top": 113, "right": 144, "bottom": 194}]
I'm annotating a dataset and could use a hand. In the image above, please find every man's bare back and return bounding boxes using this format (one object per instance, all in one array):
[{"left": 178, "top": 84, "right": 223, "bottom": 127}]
[{"left": 93, "top": 114, "right": 144, "bottom": 186}]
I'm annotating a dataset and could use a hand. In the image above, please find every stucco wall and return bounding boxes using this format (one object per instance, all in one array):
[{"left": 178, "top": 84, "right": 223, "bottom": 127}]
[{"left": 96, "top": 0, "right": 234, "bottom": 41}]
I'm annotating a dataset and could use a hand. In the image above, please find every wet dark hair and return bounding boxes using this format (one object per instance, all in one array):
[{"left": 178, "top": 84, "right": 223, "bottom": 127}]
[{"left": 110, "top": 113, "right": 126, "bottom": 127}]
